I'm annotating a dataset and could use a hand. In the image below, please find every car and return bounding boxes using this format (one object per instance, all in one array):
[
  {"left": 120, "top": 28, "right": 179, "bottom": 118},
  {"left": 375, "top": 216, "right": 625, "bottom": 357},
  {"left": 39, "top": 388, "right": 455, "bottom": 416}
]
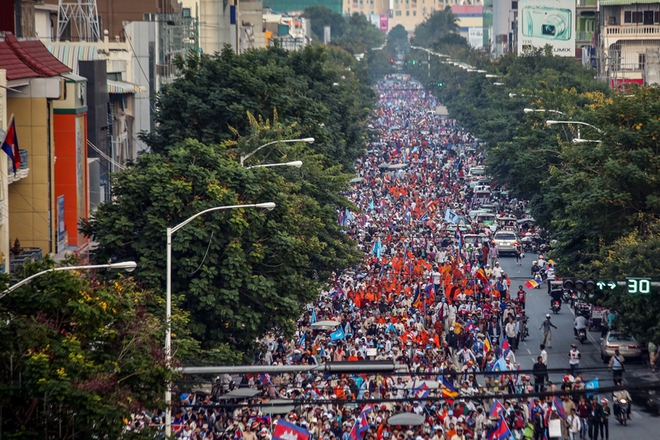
[
  {"left": 493, "top": 231, "right": 518, "bottom": 255},
  {"left": 600, "top": 332, "right": 646, "bottom": 363},
  {"left": 469, "top": 166, "right": 486, "bottom": 177}
]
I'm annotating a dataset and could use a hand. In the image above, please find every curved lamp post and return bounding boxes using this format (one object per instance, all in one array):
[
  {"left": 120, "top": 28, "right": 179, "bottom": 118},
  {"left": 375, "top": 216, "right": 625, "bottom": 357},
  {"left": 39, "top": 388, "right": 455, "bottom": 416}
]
[
  {"left": 164, "top": 202, "right": 276, "bottom": 436},
  {"left": 0, "top": 261, "right": 137, "bottom": 300},
  {"left": 240, "top": 138, "right": 314, "bottom": 167}
]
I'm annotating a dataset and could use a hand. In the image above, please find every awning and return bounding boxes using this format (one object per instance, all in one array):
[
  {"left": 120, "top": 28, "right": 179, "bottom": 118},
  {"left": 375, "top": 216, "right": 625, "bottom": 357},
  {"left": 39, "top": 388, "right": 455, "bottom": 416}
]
[
  {"left": 107, "top": 80, "right": 147, "bottom": 94},
  {"left": 601, "top": 0, "right": 657, "bottom": 4}
]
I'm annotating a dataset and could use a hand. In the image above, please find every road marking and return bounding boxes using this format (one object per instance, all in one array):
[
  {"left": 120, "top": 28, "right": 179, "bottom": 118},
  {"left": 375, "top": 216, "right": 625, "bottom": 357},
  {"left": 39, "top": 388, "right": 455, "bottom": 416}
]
[{"left": 527, "top": 349, "right": 531, "bottom": 354}]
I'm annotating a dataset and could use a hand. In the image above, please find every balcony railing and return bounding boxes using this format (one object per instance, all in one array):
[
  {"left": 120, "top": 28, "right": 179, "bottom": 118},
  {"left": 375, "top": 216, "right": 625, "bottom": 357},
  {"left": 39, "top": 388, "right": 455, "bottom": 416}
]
[
  {"left": 605, "top": 25, "right": 660, "bottom": 37},
  {"left": 8, "top": 150, "right": 29, "bottom": 184}
]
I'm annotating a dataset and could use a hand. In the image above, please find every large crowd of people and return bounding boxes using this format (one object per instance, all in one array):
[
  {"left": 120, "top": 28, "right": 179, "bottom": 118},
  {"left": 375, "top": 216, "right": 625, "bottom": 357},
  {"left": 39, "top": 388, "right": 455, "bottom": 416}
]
[{"left": 129, "top": 76, "right": 614, "bottom": 440}]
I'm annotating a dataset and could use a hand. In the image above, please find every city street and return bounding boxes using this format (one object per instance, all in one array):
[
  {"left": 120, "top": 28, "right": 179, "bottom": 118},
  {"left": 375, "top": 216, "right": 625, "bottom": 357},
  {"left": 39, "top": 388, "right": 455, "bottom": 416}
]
[{"left": 498, "top": 256, "right": 660, "bottom": 436}]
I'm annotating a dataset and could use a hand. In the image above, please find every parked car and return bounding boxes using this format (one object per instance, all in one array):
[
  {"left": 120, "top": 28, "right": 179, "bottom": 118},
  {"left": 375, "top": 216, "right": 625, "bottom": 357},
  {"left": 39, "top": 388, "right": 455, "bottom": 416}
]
[
  {"left": 493, "top": 231, "right": 518, "bottom": 255},
  {"left": 600, "top": 331, "right": 646, "bottom": 363}
]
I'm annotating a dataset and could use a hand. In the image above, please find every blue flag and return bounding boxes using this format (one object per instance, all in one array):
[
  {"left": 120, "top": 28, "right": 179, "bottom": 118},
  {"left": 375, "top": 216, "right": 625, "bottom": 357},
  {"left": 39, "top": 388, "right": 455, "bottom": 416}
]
[
  {"left": 444, "top": 208, "right": 459, "bottom": 224},
  {"left": 311, "top": 309, "right": 317, "bottom": 324},
  {"left": 585, "top": 377, "right": 599, "bottom": 398},
  {"left": 330, "top": 326, "right": 346, "bottom": 341}
]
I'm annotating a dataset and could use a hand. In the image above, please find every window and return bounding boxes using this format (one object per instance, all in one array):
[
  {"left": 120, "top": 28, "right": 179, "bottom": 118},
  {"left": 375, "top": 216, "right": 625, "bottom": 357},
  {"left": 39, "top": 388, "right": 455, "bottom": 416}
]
[
  {"left": 413, "top": 10, "right": 416, "bottom": 15},
  {"left": 406, "top": 10, "right": 410, "bottom": 15},
  {"left": 512, "top": 1, "right": 518, "bottom": 9},
  {"left": 625, "top": 11, "right": 644, "bottom": 23},
  {"left": 639, "top": 53, "right": 646, "bottom": 70},
  {"left": 395, "top": 10, "right": 402, "bottom": 15},
  {"left": 644, "top": 10, "right": 654, "bottom": 24}
]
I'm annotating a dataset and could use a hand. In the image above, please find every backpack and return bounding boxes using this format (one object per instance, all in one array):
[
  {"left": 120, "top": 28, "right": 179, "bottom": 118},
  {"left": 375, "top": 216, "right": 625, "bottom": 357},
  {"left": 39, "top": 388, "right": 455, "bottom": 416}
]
[{"left": 512, "top": 412, "right": 525, "bottom": 429}]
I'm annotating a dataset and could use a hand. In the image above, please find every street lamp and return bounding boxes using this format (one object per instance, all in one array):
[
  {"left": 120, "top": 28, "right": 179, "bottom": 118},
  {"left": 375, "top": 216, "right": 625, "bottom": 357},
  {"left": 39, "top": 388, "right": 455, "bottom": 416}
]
[
  {"left": 240, "top": 138, "right": 314, "bottom": 167},
  {"left": 493, "top": 82, "right": 505, "bottom": 86},
  {"left": 546, "top": 120, "right": 603, "bottom": 133},
  {"left": 0, "top": 261, "right": 137, "bottom": 300},
  {"left": 572, "top": 138, "right": 602, "bottom": 143},
  {"left": 164, "top": 202, "right": 276, "bottom": 437},
  {"left": 524, "top": 108, "right": 564, "bottom": 115},
  {"left": 485, "top": 74, "right": 502, "bottom": 78},
  {"left": 246, "top": 160, "right": 303, "bottom": 170}
]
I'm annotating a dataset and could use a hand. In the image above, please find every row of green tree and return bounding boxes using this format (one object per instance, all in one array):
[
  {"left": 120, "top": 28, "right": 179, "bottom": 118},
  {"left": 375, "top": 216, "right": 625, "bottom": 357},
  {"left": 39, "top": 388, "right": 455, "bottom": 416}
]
[
  {"left": 0, "top": 43, "right": 377, "bottom": 436},
  {"left": 302, "top": 6, "right": 385, "bottom": 54},
  {"left": 404, "top": 9, "right": 660, "bottom": 343}
]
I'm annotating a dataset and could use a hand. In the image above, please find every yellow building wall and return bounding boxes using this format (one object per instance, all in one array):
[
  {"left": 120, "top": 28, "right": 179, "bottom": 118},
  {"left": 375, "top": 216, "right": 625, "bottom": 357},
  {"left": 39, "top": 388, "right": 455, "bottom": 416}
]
[
  {"left": 7, "top": 97, "right": 54, "bottom": 253},
  {"left": 0, "top": 70, "right": 9, "bottom": 272}
]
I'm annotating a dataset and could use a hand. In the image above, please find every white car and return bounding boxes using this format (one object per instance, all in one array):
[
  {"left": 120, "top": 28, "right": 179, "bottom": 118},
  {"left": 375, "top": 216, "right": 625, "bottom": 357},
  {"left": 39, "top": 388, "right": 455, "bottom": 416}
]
[{"left": 493, "top": 231, "right": 518, "bottom": 255}]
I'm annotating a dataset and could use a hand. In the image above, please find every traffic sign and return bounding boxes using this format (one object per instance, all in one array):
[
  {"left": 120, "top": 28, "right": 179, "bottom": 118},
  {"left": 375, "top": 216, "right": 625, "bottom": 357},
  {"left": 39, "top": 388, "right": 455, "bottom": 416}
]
[
  {"left": 627, "top": 277, "right": 651, "bottom": 294},
  {"left": 596, "top": 280, "right": 617, "bottom": 290}
]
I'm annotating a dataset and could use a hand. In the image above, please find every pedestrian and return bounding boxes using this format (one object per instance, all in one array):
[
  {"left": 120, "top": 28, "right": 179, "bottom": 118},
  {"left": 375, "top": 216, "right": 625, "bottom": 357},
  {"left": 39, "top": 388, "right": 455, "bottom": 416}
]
[
  {"left": 567, "top": 408, "right": 581, "bottom": 440},
  {"left": 540, "top": 344, "right": 548, "bottom": 366},
  {"left": 488, "top": 244, "right": 499, "bottom": 268},
  {"left": 514, "top": 241, "right": 522, "bottom": 266},
  {"left": 587, "top": 397, "right": 602, "bottom": 440},
  {"left": 532, "top": 356, "right": 547, "bottom": 393},
  {"left": 648, "top": 340, "right": 658, "bottom": 373},
  {"left": 599, "top": 398, "right": 610, "bottom": 440},
  {"left": 505, "top": 318, "right": 518, "bottom": 351},
  {"left": 539, "top": 314, "right": 557, "bottom": 348},
  {"left": 577, "top": 395, "right": 589, "bottom": 440},
  {"left": 568, "top": 344, "right": 581, "bottom": 376},
  {"left": 608, "top": 349, "right": 625, "bottom": 384}
]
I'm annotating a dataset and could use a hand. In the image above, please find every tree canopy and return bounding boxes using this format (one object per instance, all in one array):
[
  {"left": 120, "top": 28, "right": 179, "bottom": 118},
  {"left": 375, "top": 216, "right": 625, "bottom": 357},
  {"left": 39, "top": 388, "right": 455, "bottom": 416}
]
[
  {"left": 411, "top": 7, "right": 460, "bottom": 48},
  {"left": 302, "top": 7, "right": 385, "bottom": 54},
  {"left": 145, "top": 45, "right": 375, "bottom": 172},
  {"left": 84, "top": 114, "right": 361, "bottom": 359},
  {"left": 0, "top": 258, "right": 170, "bottom": 438}
]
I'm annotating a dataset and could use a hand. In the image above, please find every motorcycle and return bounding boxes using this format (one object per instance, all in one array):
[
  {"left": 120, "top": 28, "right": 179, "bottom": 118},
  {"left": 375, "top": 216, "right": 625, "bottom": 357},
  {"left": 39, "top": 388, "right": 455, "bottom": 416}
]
[
  {"left": 570, "top": 291, "right": 578, "bottom": 308},
  {"left": 552, "top": 300, "right": 561, "bottom": 314},
  {"left": 577, "top": 328, "right": 587, "bottom": 344},
  {"left": 615, "top": 398, "right": 630, "bottom": 425},
  {"left": 562, "top": 289, "right": 571, "bottom": 303}
]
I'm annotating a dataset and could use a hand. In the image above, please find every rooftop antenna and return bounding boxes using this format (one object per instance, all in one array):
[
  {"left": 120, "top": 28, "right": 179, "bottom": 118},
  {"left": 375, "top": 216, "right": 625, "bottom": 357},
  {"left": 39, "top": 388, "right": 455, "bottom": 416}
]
[{"left": 57, "top": 0, "right": 101, "bottom": 42}]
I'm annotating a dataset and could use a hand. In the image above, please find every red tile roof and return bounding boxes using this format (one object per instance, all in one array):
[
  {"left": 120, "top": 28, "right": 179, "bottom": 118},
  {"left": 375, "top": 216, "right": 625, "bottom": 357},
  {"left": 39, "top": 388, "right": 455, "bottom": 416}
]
[{"left": 0, "top": 33, "right": 71, "bottom": 81}]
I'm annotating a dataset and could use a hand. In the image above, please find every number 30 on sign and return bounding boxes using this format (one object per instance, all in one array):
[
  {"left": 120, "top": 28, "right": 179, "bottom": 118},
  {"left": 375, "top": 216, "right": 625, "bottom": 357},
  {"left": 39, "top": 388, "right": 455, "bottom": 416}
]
[{"left": 627, "top": 278, "right": 651, "bottom": 294}]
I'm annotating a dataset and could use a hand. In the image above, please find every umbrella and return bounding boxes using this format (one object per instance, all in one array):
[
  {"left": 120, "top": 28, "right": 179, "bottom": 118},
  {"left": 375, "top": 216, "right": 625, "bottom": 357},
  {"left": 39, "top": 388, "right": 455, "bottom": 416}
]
[
  {"left": 388, "top": 164, "right": 407, "bottom": 170},
  {"left": 218, "top": 388, "right": 260, "bottom": 399},
  {"left": 349, "top": 177, "right": 365, "bottom": 183},
  {"left": 378, "top": 163, "right": 391, "bottom": 169},
  {"left": 387, "top": 413, "right": 425, "bottom": 426},
  {"left": 310, "top": 320, "right": 341, "bottom": 330},
  {"left": 262, "top": 399, "right": 296, "bottom": 415}
]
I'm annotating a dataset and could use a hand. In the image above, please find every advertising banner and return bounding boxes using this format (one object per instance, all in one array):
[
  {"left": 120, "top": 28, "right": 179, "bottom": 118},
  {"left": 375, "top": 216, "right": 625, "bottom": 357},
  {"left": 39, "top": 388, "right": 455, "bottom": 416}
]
[
  {"left": 518, "top": 0, "right": 575, "bottom": 57},
  {"left": 468, "top": 27, "right": 483, "bottom": 49},
  {"left": 380, "top": 14, "right": 389, "bottom": 32}
]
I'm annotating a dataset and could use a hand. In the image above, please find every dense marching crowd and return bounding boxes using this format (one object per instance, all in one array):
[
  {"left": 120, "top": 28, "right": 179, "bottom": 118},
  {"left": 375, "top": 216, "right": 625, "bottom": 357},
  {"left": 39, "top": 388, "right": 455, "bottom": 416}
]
[{"left": 129, "top": 76, "right": 617, "bottom": 440}]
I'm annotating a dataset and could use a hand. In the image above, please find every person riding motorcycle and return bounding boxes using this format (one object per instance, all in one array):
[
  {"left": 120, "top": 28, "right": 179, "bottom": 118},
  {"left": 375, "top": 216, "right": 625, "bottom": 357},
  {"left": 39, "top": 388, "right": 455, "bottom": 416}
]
[
  {"left": 613, "top": 383, "right": 632, "bottom": 420},
  {"left": 574, "top": 313, "right": 588, "bottom": 337},
  {"left": 550, "top": 287, "right": 563, "bottom": 310},
  {"left": 531, "top": 261, "right": 541, "bottom": 277}
]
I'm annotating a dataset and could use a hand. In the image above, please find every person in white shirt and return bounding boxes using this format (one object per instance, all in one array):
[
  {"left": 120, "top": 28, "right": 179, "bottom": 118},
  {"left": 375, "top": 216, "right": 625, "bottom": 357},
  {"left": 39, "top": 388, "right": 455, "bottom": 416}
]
[
  {"left": 568, "top": 344, "right": 581, "bottom": 376},
  {"left": 567, "top": 408, "right": 581, "bottom": 440}
]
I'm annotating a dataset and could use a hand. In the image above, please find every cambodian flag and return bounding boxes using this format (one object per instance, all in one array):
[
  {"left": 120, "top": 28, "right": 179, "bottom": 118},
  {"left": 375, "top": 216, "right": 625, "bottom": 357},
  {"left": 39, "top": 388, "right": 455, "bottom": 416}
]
[
  {"left": 1, "top": 116, "right": 20, "bottom": 172},
  {"left": 501, "top": 337, "right": 510, "bottom": 358},
  {"left": 553, "top": 396, "right": 567, "bottom": 420},
  {"left": 349, "top": 405, "right": 374, "bottom": 440},
  {"left": 489, "top": 400, "right": 505, "bottom": 418},
  {"left": 486, "top": 417, "right": 511, "bottom": 440},
  {"left": 273, "top": 420, "right": 310, "bottom": 440},
  {"left": 411, "top": 383, "right": 430, "bottom": 399}
]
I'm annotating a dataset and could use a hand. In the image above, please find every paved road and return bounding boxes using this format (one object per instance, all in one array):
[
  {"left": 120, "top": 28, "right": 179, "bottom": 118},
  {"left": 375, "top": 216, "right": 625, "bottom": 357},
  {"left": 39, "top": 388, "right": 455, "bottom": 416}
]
[{"left": 497, "top": 255, "right": 660, "bottom": 436}]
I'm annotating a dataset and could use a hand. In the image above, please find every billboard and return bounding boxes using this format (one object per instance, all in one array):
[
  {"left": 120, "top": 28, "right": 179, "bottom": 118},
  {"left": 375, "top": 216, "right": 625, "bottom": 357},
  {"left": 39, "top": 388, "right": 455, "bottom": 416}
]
[
  {"left": 517, "top": 0, "right": 575, "bottom": 57},
  {"left": 468, "top": 27, "right": 483, "bottom": 49}
]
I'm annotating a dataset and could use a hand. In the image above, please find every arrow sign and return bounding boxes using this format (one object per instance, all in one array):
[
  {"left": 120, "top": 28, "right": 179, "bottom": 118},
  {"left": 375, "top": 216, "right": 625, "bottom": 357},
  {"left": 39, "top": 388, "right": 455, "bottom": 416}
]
[
  {"left": 596, "top": 281, "right": 607, "bottom": 290},
  {"left": 607, "top": 281, "right": 617, "bottom": 290}
]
